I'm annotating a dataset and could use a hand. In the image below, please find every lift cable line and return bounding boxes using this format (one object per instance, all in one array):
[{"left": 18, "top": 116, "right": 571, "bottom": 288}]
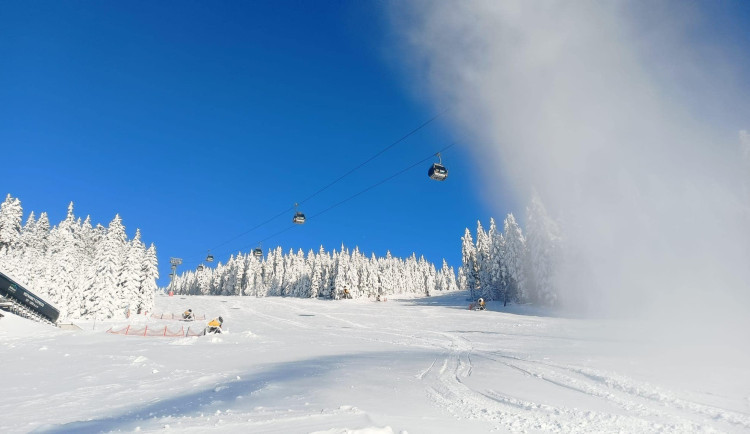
[
  {"left": 309, "top": 143, "right": 456, "bottom": 221},
  {"left": 192, "top": 109, "right": 449, "bottom": 264},
  {"left": 297, "top": 108, "right": 449, "bottom": 206},
  {"left": 239, "top": 143, "right": 457, "bottom": 254}
]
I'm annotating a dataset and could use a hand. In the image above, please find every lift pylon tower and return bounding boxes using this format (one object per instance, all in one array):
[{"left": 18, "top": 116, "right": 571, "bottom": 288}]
[{"left": 169, "top": 257, "right": 182, "bottom": 294}]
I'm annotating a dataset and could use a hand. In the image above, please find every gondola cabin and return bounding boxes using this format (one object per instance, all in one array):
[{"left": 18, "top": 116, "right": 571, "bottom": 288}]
[
  {"left": 197, "top": 264, "right": 204, "bottom": 271},
  {"left": 428, "top": 163, "right": 448, "bottom": 181},
  {"left": 293, "top": 212, "right": 306, "bottom": 224},
  {"left": 206, "top": 251, "right": 214, "bottom": 262},
  {"left": 253, "top": 248, "right": 263, "bottom": 258}
]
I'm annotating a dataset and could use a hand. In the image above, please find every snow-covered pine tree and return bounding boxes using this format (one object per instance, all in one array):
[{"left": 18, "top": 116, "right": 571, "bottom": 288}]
[
  {"left": 446, "top": 265, "right": 459, "bottom": 292},
  {"left": 17, "top": 212, "right": 38, "bottom": 287},
  {"left": 365, "top": 253, "right": 381, "bottom": 298},
  {"left": 525, "top": 194, "right": 562, "bottom": 305},
  {"left": 346, "top": 247, "right": 361, "bottom": 297},
  {"left": 379, "top": 251, "right": 395, "bottom": 296},
  {"left": 332, "top": 248, "right": 347, "bottom": 299},
  {"left": 488, "top": 217, "right": 507, "bottom": 302},
  {"left": 48, "top": 203, "right": 86, "bottom": 318},
  {"left": 503, "top": 213, "right": 528, "bottom": 304},
  {"left": 0, "top": 194, "right": 22, "bottom": 252},
  {"left": 461, "top": 228, "right": 480, "bottom": 300},
  {"left": 309, "top": 248, "right": 323, "bottom": 298},
  {"left": 121, "top": 229, "right": 146, "bottom": 315},
  {"left": 475, "top": 220, "right": 493, "bottom": 300},
  {"left": 234, "top": 253, "right": 248, "bottom": 296},
  {"left": 221, "top": 255, "right": 238, "bottom": 296},
  {"left": 140, "top": 243, "right": 158, "bottom": 312},
  {"left": 85, "top": 214, "right": 127, "bottom": 319}
]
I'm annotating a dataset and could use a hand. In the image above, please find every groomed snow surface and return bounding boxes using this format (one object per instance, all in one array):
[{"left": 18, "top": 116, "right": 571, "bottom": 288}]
[{"left": 2, "top": 292, "right": 749, "bottom": 433}]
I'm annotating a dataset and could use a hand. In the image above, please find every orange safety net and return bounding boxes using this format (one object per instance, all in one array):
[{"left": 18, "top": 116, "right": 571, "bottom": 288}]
[{"left": 106, "top": 325, "right": 191, "bottom": 337}]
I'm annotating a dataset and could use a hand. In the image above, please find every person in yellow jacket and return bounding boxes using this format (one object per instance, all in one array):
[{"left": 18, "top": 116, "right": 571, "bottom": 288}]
[{"left": 205, "top": 316, "right": 223, "bottom": 334}]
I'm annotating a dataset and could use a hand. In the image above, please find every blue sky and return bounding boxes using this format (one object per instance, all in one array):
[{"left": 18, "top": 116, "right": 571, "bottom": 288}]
[{"left": 1, "top": 2, "right": 504, "bottom": 286}]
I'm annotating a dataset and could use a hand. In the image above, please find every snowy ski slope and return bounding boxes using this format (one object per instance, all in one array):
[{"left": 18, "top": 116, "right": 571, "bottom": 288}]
[{"left": 1, "top": 291, "right": 749, "bottom": 433}]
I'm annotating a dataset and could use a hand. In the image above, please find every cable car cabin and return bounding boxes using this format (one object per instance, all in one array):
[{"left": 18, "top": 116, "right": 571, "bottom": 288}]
[
  {"left": 428, "top": 163, "right": 448, "bottom": 181},
  {"left": 197, "top": 264, "right": 204, "bottom": 271},
  {"left": 253, "top": 248, "right": 263, "bottom": 258},
  {"left": 206, "top": 252, "right": 214, "bottom": 262},
  {"left": 293, "top": 212, "right": 306, "bottom": 224}
]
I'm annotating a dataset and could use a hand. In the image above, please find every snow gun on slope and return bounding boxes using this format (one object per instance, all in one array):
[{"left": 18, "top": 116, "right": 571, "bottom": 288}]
[{"left": 0, "top": 271, "right": 60, "bottom": 326}]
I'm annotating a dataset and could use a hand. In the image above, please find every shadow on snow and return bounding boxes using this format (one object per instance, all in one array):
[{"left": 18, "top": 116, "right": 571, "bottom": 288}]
[{"left": 34, "top": 350, "right": 435, "bottom": 434}]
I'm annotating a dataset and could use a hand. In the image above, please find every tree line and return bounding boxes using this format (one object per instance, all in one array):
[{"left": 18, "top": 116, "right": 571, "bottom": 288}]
[
  {"left": 0, "top": 194, "right": 158, "bottom": 320},
  {"left": 170, "top": 245, "right": 458, "bottom": 299},
  {"left": 458, "top": 195, "right": 562, "bottom": 306}
]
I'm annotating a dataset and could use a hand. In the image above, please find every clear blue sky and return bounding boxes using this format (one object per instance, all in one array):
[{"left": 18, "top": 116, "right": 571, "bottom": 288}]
[{"left": 1, "top": 1, "right": 503, "bottom": 286}]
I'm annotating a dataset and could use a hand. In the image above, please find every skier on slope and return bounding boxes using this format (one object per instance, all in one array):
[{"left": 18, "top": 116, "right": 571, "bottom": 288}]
[
  {"left": 182, "top": 309, "right": 194, "bottom": 321},
  {"left": 205, "top": 316, "right": 223, "bottom": 334}
]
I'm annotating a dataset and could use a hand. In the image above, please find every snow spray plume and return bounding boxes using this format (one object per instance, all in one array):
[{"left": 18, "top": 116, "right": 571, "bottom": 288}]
[{"left": 389, "top": 1, "right": 750, "bottom": 341}]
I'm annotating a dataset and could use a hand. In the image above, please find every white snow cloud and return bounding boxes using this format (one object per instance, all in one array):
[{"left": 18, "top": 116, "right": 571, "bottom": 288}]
[{"left": 388, "top": 1, "right": 750, "bottom": 341}]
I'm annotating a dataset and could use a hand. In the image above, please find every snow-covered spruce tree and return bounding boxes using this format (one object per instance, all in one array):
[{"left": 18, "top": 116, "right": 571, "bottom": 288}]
[
  {"left": 47, "top": 203, "right": 87, "bottom": 317},
  {"left": 475, "top": 220, "right": 493, "bottom": 300},
  {"left": 221, "top": 254, "right": 238, "bottom": 296},
  {"left": 211, "top": 261, "right": 224, "bottom": 295},
  {"left": 457, "top": 266, "right": 468, "bottom": 292},
  {"left": 346, "top": 247, "right": 361, "bottom": 297},
  {"left": 332, "top": 249, "right": 347, "bottom": 299},
  {"left": 525, "top": 194, "right": 562, "bottom": 306},
  {"left": 502, "top": 213, "right": 528, "bottom": 304},
  {"left": 248, "top": 255, "right": 265, "bottom": 296},
  {"left": 83, "top": 214, "right": 127, "bottom": 319},
  {"left": 461, "top": 228, "right": 480, "bottom": 300},
  {"left": 140, "top": 243, "right": 158, "bottom": 312},
  {"left": 267, "top": 247, "right": 284, "bottom": 296},
  {"left": 0, "top": 194, "right": 23, "bottom": 253},
  {"left": 446, "top": 265, "right": 459, "bottom": 292},
  {"left": 320, "top": 248, "right": 334, "bottom": 298},
  {"left": 234, "top": 253, "right": 248, "bottom": 296},
  {"left": 379, "top": 251, "right": 395, "bottom": 297},
  {"left": 488, "top": 217, "right": 508, "bottom": 303},
  {"left": 197, "top": 266, "right": 212, "bottom": 295},
  {"left": 309, "top": 248, "right": 323, "bottom": 298},
  {"left": 120, "top": 229, "right": 146, "bottom": 314},
  {"left": 365, "top": 253, "right": 381, "bottom": 298}
]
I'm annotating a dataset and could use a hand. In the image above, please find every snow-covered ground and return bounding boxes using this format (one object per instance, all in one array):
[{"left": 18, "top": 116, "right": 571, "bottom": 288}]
[{"left": 2, "top": 291, "right": 749, "bottom": 433}]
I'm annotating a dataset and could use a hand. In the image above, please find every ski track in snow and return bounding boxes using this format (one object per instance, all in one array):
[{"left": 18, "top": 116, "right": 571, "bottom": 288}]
[{"left": 2, "top": 293, "right": 749, "bottom": 433}]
